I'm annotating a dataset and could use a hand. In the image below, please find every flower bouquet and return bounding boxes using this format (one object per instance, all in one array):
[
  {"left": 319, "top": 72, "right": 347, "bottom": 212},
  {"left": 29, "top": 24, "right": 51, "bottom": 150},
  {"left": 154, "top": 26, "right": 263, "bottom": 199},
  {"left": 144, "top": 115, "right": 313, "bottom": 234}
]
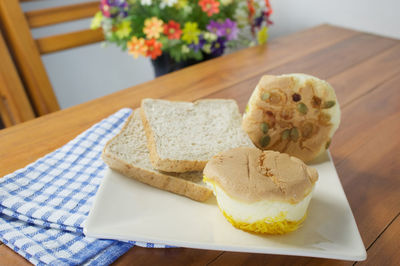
[{"left": 92, "top": 0, "right": 272, "bottom": 75}]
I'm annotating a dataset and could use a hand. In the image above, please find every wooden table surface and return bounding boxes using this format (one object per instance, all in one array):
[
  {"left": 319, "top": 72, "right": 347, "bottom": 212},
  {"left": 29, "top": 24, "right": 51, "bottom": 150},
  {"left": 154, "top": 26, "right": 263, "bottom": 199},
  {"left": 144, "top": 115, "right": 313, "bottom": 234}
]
[{"left": 1, "top": 24, "right": 399, "bottom": 265}]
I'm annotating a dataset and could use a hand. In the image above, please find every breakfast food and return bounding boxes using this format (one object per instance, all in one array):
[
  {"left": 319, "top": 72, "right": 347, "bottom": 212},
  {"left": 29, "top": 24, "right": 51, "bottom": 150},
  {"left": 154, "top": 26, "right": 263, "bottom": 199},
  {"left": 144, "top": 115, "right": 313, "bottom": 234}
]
[
  {"left": 140, "top": 98, "right": 255, "bottom": 173},
  {"left": 242, "top": 74, "right": 340, "bottom": 162},
  {"left": 203, "top": 147, "right": 318, "bottom": 234},
  {"left": 102, "top": 109, "right": 213, "bottom": 202}
]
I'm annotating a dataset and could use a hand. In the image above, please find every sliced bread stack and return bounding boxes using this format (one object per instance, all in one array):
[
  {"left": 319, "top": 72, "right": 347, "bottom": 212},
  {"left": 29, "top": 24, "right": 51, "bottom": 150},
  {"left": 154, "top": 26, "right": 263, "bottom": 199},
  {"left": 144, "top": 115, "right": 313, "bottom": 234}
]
[{"left": 102, "top": 98, "right": 254, "bottom": 202}]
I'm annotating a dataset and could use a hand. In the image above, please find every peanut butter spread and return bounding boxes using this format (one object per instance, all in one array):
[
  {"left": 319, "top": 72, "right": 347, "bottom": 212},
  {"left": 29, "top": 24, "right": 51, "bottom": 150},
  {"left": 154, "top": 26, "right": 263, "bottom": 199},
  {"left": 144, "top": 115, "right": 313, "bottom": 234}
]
[
  {"left": 203, "top": 147, "right": 318, "bottom": 204},
  {"left": 242, "top": 74, "right": 341, "bottom": 162}
]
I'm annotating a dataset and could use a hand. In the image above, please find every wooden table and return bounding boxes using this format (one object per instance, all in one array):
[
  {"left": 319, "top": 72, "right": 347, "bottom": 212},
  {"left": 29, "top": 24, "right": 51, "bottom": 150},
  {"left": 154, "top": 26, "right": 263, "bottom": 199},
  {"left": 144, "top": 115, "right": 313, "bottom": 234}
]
[{"left": 1, "top": 24, "right": 399, "bottom": 265}]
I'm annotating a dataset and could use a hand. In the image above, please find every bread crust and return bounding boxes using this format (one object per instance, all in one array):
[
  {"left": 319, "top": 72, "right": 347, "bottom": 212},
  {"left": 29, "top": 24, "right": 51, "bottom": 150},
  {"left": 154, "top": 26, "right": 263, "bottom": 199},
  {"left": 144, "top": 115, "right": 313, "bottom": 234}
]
[
  {"left": 102, "top": 112, "right": 212, "bottom": 202},
  {"left": 139, "top": 106, "right": 207, "bottom": 173}
]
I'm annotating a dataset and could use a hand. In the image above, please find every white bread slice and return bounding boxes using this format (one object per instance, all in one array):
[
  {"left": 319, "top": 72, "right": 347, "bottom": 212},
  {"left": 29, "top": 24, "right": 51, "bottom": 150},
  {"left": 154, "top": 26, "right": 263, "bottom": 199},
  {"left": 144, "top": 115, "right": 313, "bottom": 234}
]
[
  {"left": 140, "top": 98, "right": 255, "bottom": 173},
  {"left": 102, "top": 109, "right": 212, "bottom": 202}
]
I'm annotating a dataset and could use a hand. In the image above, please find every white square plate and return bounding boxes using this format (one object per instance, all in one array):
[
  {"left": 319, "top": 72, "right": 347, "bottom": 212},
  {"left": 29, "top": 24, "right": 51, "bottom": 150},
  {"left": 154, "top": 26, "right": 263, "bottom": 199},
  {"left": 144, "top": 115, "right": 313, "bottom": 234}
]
[{"left": 84, "top": 152, "right": 366, "bottom": 261}]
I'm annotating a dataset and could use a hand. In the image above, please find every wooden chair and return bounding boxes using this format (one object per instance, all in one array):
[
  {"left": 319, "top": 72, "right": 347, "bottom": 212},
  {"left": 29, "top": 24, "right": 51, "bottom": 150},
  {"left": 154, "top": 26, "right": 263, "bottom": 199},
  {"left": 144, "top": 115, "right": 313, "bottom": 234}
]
[
  {"left": 0, "top": 29, "right": 35, "bottom": 128},
  {"left": 0, "top": 0, "right": 103, "bottom": 116}
]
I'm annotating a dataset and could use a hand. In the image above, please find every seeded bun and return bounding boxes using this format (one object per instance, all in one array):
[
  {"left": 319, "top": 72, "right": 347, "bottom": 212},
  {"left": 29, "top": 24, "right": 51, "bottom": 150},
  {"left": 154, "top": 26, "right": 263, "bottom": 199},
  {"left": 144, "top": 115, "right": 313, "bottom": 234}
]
[{"left": 242, "top": 74, "right": 341, "bottom": 162}]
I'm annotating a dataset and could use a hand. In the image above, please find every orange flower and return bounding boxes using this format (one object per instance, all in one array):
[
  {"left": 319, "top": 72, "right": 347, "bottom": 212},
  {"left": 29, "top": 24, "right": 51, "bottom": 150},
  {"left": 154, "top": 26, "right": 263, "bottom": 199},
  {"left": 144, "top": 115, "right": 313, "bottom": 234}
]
[
  {"left": 143, "top": 17, "right": 164, "bottom": 39},
  {"left": 127, "top": 36, "right": 147, "bottom": 58},
  {"left": 163, "top": 20, "right": 182, "bottom": 40},
  {"left": 198, "top": 0, "right": 220, "bottom": 17},
  {"left": 145, "top": 39, "right": 162, "bottom": 59},
  {"left": 265, "top": 0, "right": 273, "bottom": 16},
  {"left": 247, "top": 0, "right": 255, "bottom": 21}
]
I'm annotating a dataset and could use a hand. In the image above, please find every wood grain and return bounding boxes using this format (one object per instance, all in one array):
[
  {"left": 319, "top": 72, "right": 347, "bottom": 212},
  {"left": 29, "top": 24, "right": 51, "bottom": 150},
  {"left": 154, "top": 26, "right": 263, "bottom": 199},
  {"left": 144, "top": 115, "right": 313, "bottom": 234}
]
[
  {"left": 206, "top": 33, "right": 398, "bottom": 112},
  {"left": 0, "top": 244, "right": 31, "bottom": 266},
  {"left": 357, "top": 214, "right": 400, "bottom": 266},
  {"left": 0, "top": 25, "right": 399, "bottom": 265},
  {"left": 209, "top": 252, "right": 352, "bottom": 266},
  {"left": 165, "top": 25, "right": 358, "bottom": 102},
  {"left": 0, "top": 24, "right": 357, "bottom": 176},
  {"left": 114, "top": 28, "right": 400, "bottom": 265},
  {"left": 328, "top": 45, "right": 400, "bottom": 166},
  {"left": 0, "top": 30, "right": 35, "bottom": 126},
  {"left": 36, "top": 28, "right": 104, "bottom": 54},
  {"left": 0, "top": 99, "right": 13, "bottom": 127},
  {"left": 330, "top": 43, "right": 400, "bottom": 108},
  {"left": 331, "top": 74, "right": 400, "bottom": 248},
  {"left": 113, "top": 247, "right": 221, "bottom": 266},
  {"left": 208, "top": 64, "right": 400, "bottom": 266},
  {"left": 25, "top": 1, "right": 99, "bottom": 28},
  {"left": 0, "top": 0, "right": 59, "bottom": 115},
  {"left": 267, "top": 34, "right": 397, "bottom": 78}
]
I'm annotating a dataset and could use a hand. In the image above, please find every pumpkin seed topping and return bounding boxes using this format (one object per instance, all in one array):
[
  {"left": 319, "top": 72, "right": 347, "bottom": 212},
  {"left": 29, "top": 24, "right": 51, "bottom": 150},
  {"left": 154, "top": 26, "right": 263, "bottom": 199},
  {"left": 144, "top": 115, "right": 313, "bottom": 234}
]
[
  {"left": 260, "top": 135, "right": 271, "bottom": 147},
  {"left": 323, "top": 100, "right": 336, "bottom": 108},
  {"left": 260, "top": 122, "right": 269, "bottom": 134},
  {"left": 290, "top": 128, "right": 299, "bottom": 142},
  {"left": 297, "top": 102, "right": 308, "bottom": 114},
  {"left": 261, "top": 92, "right": 270, "bottom": 101},
  {"left": 282, "top": 129, "right": 290, "bottom": 140},
  {"left": 326, "top": 139, "right": 332, "bottom": 149}
]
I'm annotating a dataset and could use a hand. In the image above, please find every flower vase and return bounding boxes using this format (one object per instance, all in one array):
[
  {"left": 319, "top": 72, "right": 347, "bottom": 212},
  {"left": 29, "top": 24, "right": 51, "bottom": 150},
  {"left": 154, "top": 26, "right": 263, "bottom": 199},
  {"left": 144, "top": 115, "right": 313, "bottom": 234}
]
[{"left": 151, "top": 53, "right": 219, "bottom": 77}]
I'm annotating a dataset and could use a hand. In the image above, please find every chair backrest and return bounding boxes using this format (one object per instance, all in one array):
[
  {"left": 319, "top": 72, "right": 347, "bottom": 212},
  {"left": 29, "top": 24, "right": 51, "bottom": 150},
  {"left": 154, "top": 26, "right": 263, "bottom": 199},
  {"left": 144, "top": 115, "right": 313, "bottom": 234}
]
[
  {"left": 0, "top": 29, "right": 35, "bottom": 127},
  {"left": 0, "top": 0, "right": 103, "bottom": 116}
]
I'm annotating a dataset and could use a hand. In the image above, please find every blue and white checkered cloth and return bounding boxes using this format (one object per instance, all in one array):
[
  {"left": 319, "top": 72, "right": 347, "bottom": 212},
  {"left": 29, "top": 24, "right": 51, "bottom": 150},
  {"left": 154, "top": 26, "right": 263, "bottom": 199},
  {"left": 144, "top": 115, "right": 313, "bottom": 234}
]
[{"left": 0, "top": 108, "right": 166, "bottom": 265}]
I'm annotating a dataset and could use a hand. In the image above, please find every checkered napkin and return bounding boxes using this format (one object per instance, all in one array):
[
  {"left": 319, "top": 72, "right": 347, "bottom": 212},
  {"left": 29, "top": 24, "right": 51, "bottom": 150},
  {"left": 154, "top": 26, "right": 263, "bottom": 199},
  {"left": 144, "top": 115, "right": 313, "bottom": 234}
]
[{"left": 0, "top": 108, "right": 166, "bottom": 265}]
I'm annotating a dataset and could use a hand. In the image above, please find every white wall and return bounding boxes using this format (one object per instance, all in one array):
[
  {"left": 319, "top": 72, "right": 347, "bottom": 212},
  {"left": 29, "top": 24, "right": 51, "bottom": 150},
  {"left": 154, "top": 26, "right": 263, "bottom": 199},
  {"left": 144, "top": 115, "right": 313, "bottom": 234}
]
[
  {"left": 40, "top": 43, "right": 154, "bottom": 109},
  {"left": 268, "top": 0, "right": 400, "bottom": 40},
  {"left": 22, "top": 0, "right": 400, "bottom": 109}
]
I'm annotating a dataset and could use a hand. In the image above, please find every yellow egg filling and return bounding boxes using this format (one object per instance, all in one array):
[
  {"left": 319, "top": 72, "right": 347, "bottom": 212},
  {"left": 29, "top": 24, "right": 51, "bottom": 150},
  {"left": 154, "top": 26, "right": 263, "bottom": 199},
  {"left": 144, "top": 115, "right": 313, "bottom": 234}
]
[
  {"left": 204, "top": 176, "right": 308, "bottom": 234},
  {"left": 222, "top": 209, "right": 306, "bottom": 235}
]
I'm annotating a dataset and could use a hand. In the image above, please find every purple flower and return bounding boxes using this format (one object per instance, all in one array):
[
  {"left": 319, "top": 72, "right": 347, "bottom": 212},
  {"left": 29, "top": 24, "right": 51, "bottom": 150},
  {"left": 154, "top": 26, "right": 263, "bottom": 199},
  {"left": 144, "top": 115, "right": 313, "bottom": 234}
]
[
  {"left": 254, "top": 15, "right": 264, "bottom": 27},
  {"left": 189, "top": 34, "right": 206, "bottom": 52},
  {"left": 221, "top": 19, "right": 238, "bottom": 41},
  {"left": 207, "top": 20, "right": 224, "bottom": 37},
  {"left": 101, "top": 0, "right": 128, "bottom": 18},
  {"left": 211, "top": 37, "right": 226, "bottom": 56}
]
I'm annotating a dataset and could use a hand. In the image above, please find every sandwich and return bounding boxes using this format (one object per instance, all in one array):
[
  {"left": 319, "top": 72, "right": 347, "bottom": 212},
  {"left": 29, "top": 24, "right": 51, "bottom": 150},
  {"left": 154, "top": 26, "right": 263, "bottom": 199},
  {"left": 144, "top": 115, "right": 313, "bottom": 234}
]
[{"left": 203, "top": 147, "right": 318, "bottom": 234}]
